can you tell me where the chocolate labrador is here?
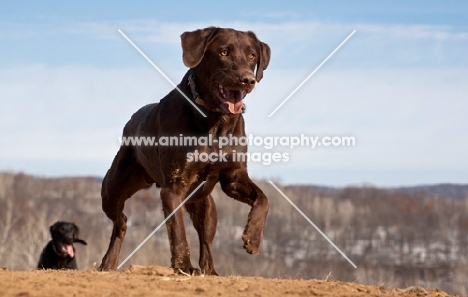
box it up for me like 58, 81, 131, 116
99, 27, 271, 275
37, 221, 87, 270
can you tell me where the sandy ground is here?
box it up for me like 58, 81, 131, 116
0, 266, 458, 297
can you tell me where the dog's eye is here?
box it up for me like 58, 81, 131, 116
219, 50, 229, 56
248, 53, 255, 59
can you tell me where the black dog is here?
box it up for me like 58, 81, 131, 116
37, 221, 87, 269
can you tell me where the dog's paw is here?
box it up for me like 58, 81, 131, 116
174, 267, 202, 276
207, 269, 219, 276
98, 259, 118, 271
242, 234, 260, 255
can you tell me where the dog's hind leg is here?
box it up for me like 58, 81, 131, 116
185, 194, 218, 275
99, 147, 152, 271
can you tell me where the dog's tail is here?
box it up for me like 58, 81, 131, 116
74, 239, 88, 245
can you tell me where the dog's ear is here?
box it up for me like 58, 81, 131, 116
181, 27, 218, 68
72, 223, 80, 238
49, 222, 59, 237
256, 41, 271, 82
72, 224, 87, 245
247, 31, 271, 82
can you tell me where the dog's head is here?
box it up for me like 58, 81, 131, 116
181, 27, 271, 114
49, 221, 87, 258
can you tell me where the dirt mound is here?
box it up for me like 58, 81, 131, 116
0, 266, 456, 297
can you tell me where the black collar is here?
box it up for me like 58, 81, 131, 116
187, 71, 246, 114
187, 71, 217, 111
187, 71, 200, 101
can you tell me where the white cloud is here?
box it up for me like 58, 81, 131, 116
0, 64, 173, 162
245, 66, 468, 179
5, 19, 467, 43
1, 62, 466, 185
1, 19, 467, 185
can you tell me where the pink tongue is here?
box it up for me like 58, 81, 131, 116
226, 100, 244, 114
64, 244, 74, 258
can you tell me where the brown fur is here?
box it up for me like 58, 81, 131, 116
99, 27, 271, 275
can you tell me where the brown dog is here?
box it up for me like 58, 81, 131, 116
99, 27, 271, 275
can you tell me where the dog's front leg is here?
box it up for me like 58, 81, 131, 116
219, 169, 269, 255
160, 187, 201, 275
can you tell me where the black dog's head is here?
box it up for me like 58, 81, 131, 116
49, 221, 87, 258
181, 27, 271, 114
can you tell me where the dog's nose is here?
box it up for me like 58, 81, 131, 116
240, 74, 256, 86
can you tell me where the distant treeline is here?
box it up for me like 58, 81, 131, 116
0, 172, 467, 295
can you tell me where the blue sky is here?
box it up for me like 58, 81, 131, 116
1, 1, 467, 186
